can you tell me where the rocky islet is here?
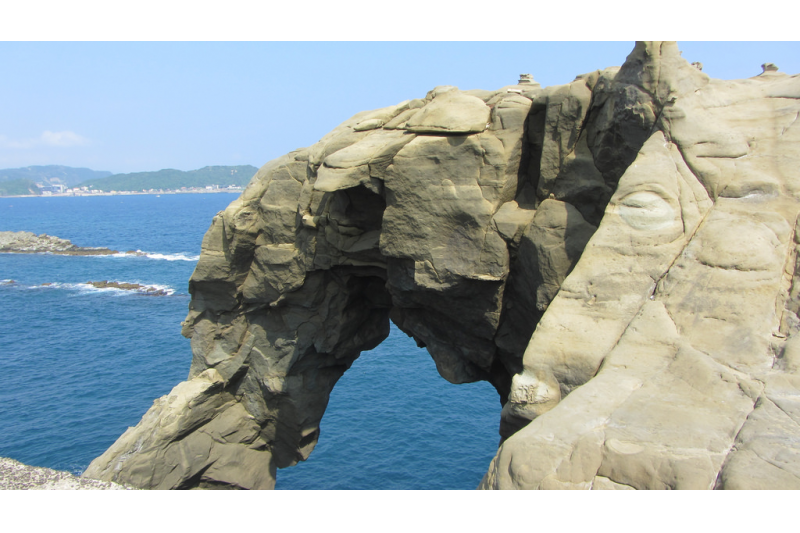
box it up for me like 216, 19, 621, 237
84, 280, 171, 296
79, 41, 800, 490
0, 231, 118, 255
0, 232, 173, 297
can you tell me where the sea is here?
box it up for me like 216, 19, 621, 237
0, 193, 501, 490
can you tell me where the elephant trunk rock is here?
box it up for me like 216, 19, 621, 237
87, 42, 800, 490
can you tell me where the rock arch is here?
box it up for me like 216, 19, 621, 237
85, 42, 800, 490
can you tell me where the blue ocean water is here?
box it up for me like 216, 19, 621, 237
0, 194, 500, 489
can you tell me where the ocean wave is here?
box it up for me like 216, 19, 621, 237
26, 281, 177, 296
102, 250, 200, 262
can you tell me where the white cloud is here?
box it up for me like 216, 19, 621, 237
0, 130, 90, 149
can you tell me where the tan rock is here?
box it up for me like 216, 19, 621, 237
405, 90, 491, 134
315, 130, 413, 192
89, 41, 800, 491
487, 41, 800, 491
84, 369, 276, 489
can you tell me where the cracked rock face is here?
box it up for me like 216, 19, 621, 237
86, 41, 800, 490
482, 42, 800, 490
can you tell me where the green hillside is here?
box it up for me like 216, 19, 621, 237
77, 165, 258, 192
0, 165, 112, 187
0, 179, 41, 196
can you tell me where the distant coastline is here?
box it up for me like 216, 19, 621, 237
3, 187, 243, 198
0, 164, 255, 197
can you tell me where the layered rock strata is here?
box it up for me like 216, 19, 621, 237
86, 42, 800, 490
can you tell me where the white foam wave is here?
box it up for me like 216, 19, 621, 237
149, 283, 175, 295
27, 282, 70, 290
26, 281, 176, 296
103, 250, 200, 262
139, 252, 200, 262
123, 283, 175, 296
27, 282, 94, 293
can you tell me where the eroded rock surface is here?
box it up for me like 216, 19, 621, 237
86, 42, 800, 490
481, 42, 800, 490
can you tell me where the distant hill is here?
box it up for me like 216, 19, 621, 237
0, 179, 41, 196
77, 165, 259, 192
0, 165, 112, 187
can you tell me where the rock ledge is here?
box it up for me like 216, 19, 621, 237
0, 457, 131, 490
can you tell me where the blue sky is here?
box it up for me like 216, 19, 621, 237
1, 41, 799, 174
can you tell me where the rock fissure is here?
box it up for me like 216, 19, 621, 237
781, 111, 800, 136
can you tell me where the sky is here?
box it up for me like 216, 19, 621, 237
2, 40, 799, 174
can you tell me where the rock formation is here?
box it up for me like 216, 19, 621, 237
85, 281, 171, 295
0, 231, 117, 255
85, 42, 800, 490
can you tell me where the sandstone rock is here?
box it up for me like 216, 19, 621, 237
404, 89, 491, 134
482, 41, 800, 490
84, 369, 276, 489
315, 129, 413, 192
89, 41, 800, 490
